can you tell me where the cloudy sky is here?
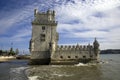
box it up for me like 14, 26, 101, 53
0, 0, 120, 53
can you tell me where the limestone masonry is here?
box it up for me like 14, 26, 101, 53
29, 9, 100, 65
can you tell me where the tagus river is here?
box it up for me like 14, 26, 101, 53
0, 54, 120, 80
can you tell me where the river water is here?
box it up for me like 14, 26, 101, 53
0, 54, 120, 80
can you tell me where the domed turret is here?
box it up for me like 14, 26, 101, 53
93, 38, 100, 60
34, 9, 38, 16
93, 38, 99, 49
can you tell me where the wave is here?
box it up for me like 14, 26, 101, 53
75, 62, 100, 66
28, 76, 39, 80
51, 63, 94, 67
52, 73, 73, 77
10, 67, 28, 80
75, 63, 89, 66
99, 60, 109, 64
10, 67, 28, 73
51, 65, 69, 67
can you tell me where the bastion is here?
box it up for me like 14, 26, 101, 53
29, 9, 100, 65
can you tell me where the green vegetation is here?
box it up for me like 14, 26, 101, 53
0, 48, 19, 56
9, 48, 15, 55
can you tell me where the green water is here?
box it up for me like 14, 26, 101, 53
0, 54, 120, 80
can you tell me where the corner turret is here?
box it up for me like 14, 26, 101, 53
93, 38, 100, 60
34, 9, 38, 16
93, 38, 99, 50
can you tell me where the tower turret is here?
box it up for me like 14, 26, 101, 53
93, 38, 100, 60
53, 10, 55, 16
93, 38, 99, 50
34, 9, 38, 16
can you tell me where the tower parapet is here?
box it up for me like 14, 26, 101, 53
32, 9, 57, 25
34, 9, 38, 16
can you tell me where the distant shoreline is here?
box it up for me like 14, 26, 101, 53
0, 56, 16, 62
100, 49, 120, 54
0, 55, 30, 63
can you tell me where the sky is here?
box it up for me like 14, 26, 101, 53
0, 0, 120, 53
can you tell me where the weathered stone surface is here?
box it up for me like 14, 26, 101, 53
29, 58, 50, 65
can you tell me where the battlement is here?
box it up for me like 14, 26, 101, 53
56, 44, 93, 51
32, 9, 57, 25
34, 9, 55, 16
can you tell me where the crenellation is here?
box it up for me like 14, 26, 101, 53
55, 44, 95, 56
76, 44, 80, 49
64, 45, 67, 48
87, 44, 90, 48
82, 45, 85, 50
55, 44, 93, 51
68, 45, 71, 49
90, 45, 92, 48
80, 45, 83, 50
76, 47, 79, 50
79, 45, 82, 50
34, 9, 38, 16
60, 45, 63, 49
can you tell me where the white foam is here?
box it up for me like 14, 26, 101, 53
75, 63, 88, 66
10, 67, 28, 74
100, 60, 109, 64
10, 67, 29, 80
28, 76, 39, 80
51, 65, 66, 67
52, 73, 73, 77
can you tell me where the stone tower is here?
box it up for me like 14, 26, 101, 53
29, 9, 58, 64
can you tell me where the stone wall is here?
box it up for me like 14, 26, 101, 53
31, 51, 50, 59
51, 45, 96, 60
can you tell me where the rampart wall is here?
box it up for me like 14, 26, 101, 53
52, 45, 96, 60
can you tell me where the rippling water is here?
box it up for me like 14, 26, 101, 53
0, 54, 120, 80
